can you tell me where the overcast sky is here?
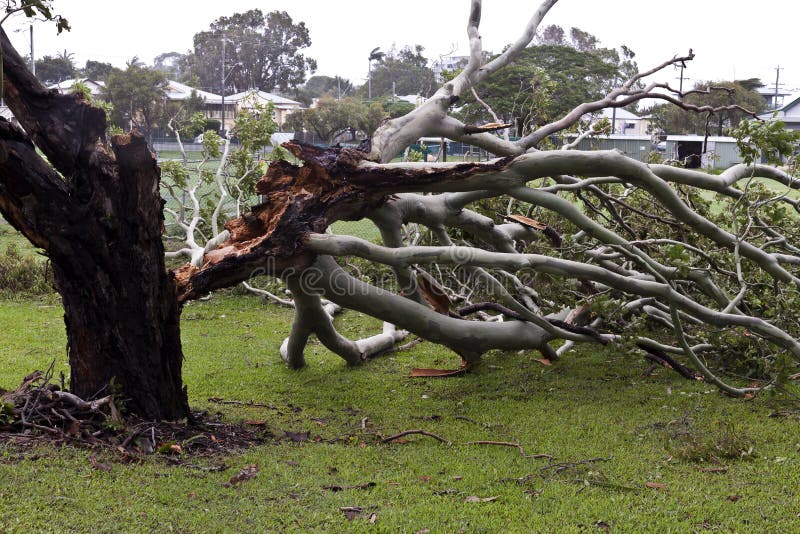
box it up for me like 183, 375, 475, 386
5, 0, 799, 97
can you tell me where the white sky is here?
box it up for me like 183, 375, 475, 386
5, 0, 800, 96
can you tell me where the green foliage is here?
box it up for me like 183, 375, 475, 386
731, 118, 800, 166
102, 64, 168, 134
33, 50, 75, 84
294, 75, 354, 106
459, 44, 620, 135
4, 1, 69, 33
0, 244, 52, 297
647, 81, 766, 136
186, 9, 317, 94
285, 96, 385, 143
362, 44, 436, 98
80, 60, 113, 81
668, 419, 755, 463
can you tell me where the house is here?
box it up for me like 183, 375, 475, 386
164, 80, 232, 128
49, 78, 105, 97
594, 107, 650, 136
226, 90, 302, 130
758, 91, 800, 130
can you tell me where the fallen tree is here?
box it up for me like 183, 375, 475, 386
2, 0, 799, 420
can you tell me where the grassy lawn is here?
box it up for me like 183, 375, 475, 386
2, 292, 800, 532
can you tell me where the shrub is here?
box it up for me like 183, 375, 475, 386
0, 244, 54, 297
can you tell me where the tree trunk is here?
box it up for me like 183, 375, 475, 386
0, 29, 188, 419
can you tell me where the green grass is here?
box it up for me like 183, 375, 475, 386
2, 293, 800, 532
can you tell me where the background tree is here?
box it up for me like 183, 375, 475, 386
102, 62, 168, 135
33, 49, 74, 84
646, 80, 766, 135
185, 9, 317, 95
457, 41, 621, 134
81, 59, 113, 81
284, 95, 384, 143
293, 75, 354, 106
361, 45, 437, 98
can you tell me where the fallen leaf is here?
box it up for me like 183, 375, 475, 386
89, 455, 112, 472
699, 467, 728, 474
465, 495, 499, 503
727, 495, 741, 502
414, 530, 431, 534
505, 214, 548, 230
187, 492, 197, 500
416, 274, 452, 315
244, 420, 267, 426
369, 513, 377, 524
418, 476, 432, 483
596, 520, 611, 531
452, 476, 463, 481
224, 464, 259, 487
339, 507, 363, 520
534, 358, 553, 366
66, 420, 81, 436
645, 482, 667, 490
169, 444, 183, 455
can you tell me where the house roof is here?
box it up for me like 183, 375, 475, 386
226, 89, 301, 108
48, 78, 105, 95
165, 80, 222, 104
598, 107, 641, 121
757, 91, 800, 122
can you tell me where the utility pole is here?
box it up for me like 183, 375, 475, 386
29, 24, 34, 75
221, 34, 226, 134
774, 65, 784, 108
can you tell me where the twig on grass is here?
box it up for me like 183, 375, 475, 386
380, 429, 451, 444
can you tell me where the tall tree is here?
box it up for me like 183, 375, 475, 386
81, 59, 113, 81
185, 9, 317, 95
363, 45, 437, 98
102, 63, 168, 135
0, 28, 188, 419
647, 80, 765, 135
294, 75, 354, 105
284, 96, 383, 143
33, 50, 75, 84
458, 43, 620, 134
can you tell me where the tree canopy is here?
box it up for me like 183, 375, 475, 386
361, 45, 437, 99
646, 80, 766, 135
33, 50, 75, 84
181, 9, 317, 95
102, 63, 168, 135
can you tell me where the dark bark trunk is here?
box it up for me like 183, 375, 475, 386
0, 29, 188, 419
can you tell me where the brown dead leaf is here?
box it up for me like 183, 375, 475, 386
187, 492, 197, 500
452, 476, 463, 481
505, 214, 548, 230
414, 530, 431, 534
416, 274, 451, 315
224, 464, 259, 487
89, 455, 112, 472
339, 507, 363, 521
700, 467, 729, 474
418, 475, 432, 483
727, 495, 741, 502
465, 495, 499, 503
169, 444, 183, 455
244, 420, 267, 426
369, 513, 377, 524
66, 420, 81, 436
645, 482, 667, 490
534, 358, 553, 366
